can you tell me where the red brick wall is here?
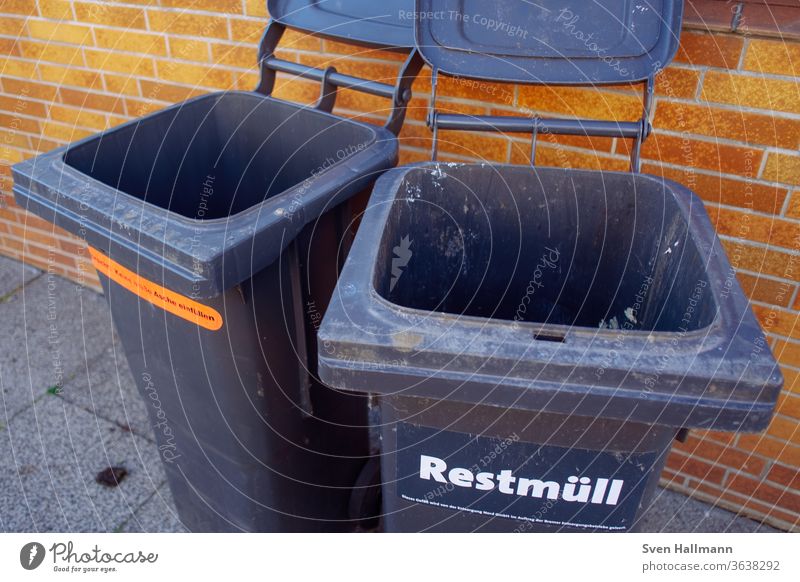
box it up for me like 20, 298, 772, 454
0, 1, 798, 530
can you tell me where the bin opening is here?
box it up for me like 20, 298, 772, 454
374, 164, 717, 334
63, 93, 375, 220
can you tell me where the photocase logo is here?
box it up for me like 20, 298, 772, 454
20, 542, 46, 570
390, 236, 413, 292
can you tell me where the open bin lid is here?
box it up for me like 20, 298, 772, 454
269, 0, 416, 48
415, 0, 683, 84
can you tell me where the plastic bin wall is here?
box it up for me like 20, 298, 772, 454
13, 92, 398, 531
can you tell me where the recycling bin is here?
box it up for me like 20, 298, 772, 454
318, 163, 783, 532
12, 91, 398, 532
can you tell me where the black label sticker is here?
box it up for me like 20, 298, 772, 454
396, 423, 658, 531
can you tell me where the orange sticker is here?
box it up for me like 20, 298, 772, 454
89, 248, 223, 331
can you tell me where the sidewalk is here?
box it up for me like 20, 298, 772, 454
0, 255, 778, 533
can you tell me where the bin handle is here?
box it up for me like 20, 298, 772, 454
427, 68, 655, 173
256, 20, 423, 135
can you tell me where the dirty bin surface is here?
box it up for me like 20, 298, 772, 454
319, 163, 782, 431
13, 91, 396, 298
12, 90, 399, 532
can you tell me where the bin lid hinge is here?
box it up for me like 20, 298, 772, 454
428, 70, 656, 173
256, 20, 423, 136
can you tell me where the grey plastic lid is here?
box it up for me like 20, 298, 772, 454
415, 0, 684, 84
268, 0, 415, 48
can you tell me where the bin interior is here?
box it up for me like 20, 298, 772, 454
63, 93, 375, 220
375, 164, 717, 334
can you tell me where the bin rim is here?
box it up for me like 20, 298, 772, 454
61, 91, 386, 226
364, 163, 722, 345
318, 162, 783, 431
328, 163, 740, 352
12, 90, 398, 297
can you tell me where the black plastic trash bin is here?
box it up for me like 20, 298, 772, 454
12, 1, 421, 532
318, 163, 782, 531
317, 1, 783, 532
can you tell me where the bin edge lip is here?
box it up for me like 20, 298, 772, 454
354, 163, 755, 348
12, 91, 399, 295
317, 353, 781, 432
318, 161, 781, 413
49, 90, 394, 227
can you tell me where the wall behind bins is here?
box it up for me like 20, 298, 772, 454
0, 1, 798, 531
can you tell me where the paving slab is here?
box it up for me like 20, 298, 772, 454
0, 254, 40, 298
56, 344, 153, 442
0, 255, 788, 533
0, 274, 116, 420
119, 484, 186, 533
638, 487, 778, 533
0, 396, 168, 532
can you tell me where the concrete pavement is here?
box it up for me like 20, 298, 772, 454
0, 255, 778, 533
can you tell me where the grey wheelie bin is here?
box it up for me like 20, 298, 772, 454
317, 1, 783, 532
12, 0, 422, 532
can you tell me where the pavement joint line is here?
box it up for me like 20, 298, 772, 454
61, 393, 157, 444
113, 479, 171, 533
2, 365, 88, 429
54, 343, 158, 444
1, 273, 105, 428
0, 271, 44, 304
31, 400, 163, 533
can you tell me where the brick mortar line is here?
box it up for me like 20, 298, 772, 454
287, 43, 800, 83
73, 1, 249, 17
686, 469, 800, 507
750, 296, 800, 313
665, 480, 799, 531
4, 66, 797, 127
0, 231, 85, 257
430, 87, 800, 122
0, 230, 87, 251
659, 472, 688, 488
734, 267, 800, 287
647, 128, 800, 156
13, 260, 97, 283
769, 360, 800, 374
3, 120, 114, 136
698, 62, 800, 83
770, 412, 800, 426
737, 36, 751, 71
757, 147, 771, 180
779, 184, 795, 217
396, 132, 800, 191
684, 22, 800, 46
652, 95, 800, 121
788, 283, 800, 309
487, 92, 800, 122
6, 29, 262, 52
703, 199, 800, 224
11, 14, 800, 64
637, 157, 799, 190
429, 134, 631, 161
35, 5, 252, 25
14, 99, 752, 174
733, 433, 800, 457
3, 27, 796, 278
0, 70, 248, 98
0, 76, 136, 101
669, 448, 783, 481
718, 232, 800, 257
